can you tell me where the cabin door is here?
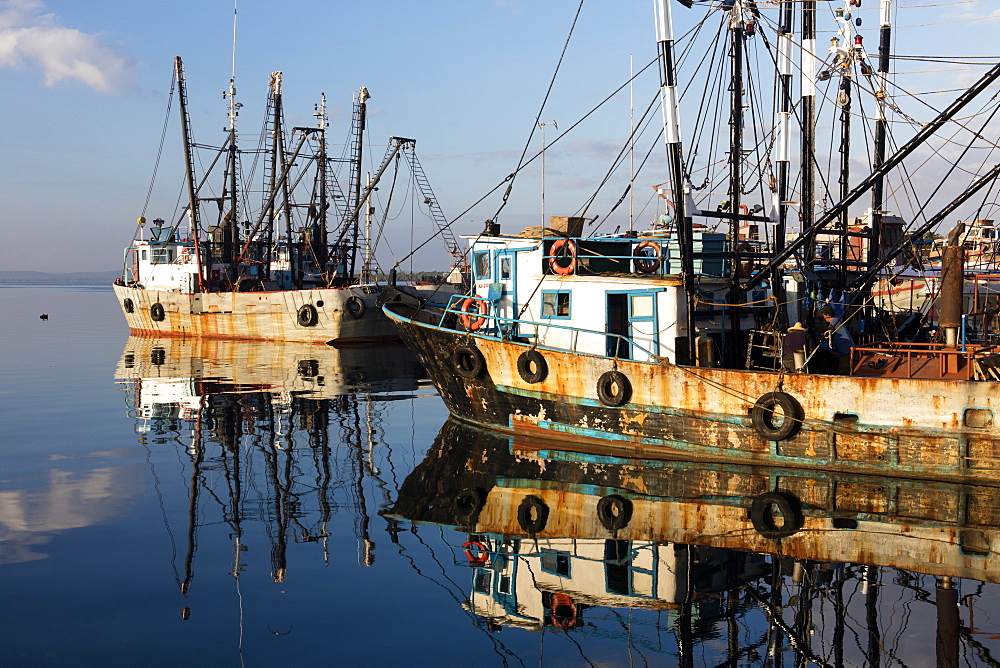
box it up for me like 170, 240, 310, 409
606, 290, 659, 361
493, 249, 517, 336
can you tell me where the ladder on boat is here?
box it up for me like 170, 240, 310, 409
399, 142, 464, 268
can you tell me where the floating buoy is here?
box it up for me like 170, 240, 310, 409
39, 313, 48, 320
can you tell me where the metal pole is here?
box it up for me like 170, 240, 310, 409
539, 121, 557, 226
654, 0, 695, 363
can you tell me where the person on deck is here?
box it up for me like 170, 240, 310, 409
819, 304, 855, 374
783, 322, 811, 371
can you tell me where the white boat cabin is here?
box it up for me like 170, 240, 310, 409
463, 230, 765, 365
123, 220, 202, 293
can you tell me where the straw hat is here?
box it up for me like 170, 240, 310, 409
788, 322, 808, 332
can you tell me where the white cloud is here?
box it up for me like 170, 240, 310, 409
0, 0, 137, 94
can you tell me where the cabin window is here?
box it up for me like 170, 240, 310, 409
141, 250, 147, 260
631, 294, 654, 318
151, 248, 174, 264
473, 251, 491, 280
500, 256, 512, 280
541, 291, 571, 319
473, 571, 491, 593
540, 550, 571, 577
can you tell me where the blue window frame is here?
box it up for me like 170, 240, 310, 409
541, 290, 571, 319
473, 251, 491, 280
540, 549, 571, 577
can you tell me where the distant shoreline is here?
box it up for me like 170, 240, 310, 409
0, 271, 119, 285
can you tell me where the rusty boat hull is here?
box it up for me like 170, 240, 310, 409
391, 419, 1000, 585
115, 283, 455, 345
385, 302, 1000, 483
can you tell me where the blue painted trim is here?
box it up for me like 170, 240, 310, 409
540, 289, 572, 319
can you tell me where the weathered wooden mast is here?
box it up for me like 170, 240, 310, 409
175, 56, 204, 292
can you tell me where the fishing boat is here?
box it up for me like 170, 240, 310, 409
383, 0, 1000, 481
388, 420, 991, 662
114, 58, 461, 345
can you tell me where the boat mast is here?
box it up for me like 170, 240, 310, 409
222, 74, 242, 281
771, 0, 794, 326
800, 0, 817, 282
347, 88, 370, 282
314, 93, 330, 281
868, 0, 893, 270
361, 172, 375, 283
726, 2, 747, 365
175, 56, 205, 292
268, 73, 295, 287
833, 3, 856, 288
654, 0, 694, 363
741, 58, 1000, 292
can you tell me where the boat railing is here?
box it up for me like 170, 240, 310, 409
441, 294, 662, 361
849, 341, 1000, 380
532, 238, 751, 279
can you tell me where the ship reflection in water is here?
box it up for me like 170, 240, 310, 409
113, 336, 1000, 663
115, 336, 428, 592
389, 419, 1000, 665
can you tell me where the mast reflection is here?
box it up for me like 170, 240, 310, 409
389, 419, 1000, 665
116, 336, 427, 601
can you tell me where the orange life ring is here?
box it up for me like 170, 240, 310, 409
633, 239, 662, 273
462, 540, 489, 567
460, 297, 487, 330
549, 239, 576, 275
549, 593, 578, 628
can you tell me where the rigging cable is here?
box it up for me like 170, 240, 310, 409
490, 0, 587, 223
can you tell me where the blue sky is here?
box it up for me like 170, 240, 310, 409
1, 0, 997, 272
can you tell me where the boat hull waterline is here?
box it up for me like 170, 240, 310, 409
115, 283, 450, 345
386, 303, 1000, 483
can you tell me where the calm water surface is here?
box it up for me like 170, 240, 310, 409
3, 285, 1000, 666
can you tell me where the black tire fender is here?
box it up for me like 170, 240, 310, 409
750, 392, 804, 441
345, 295, 366, 319
454, 488, 485, 522
597, 495, 633, 532
596, 370, 631, 407
150, 302, 165, 322
453, 345, 485, 379
297, 304, 318, 327
750, 491, 804, 539
517, 349, 548, 384
123, 298, 134, 314
517, 495, 549, 534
